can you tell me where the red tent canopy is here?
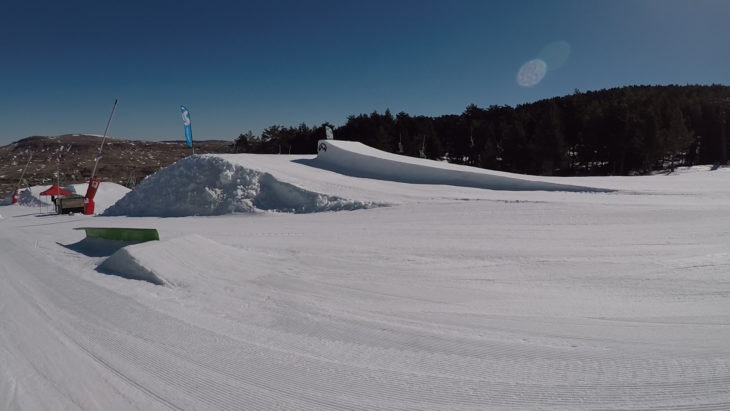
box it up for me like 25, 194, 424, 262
39, 184, 72, 196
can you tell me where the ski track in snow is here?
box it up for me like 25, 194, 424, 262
2, 141, 730, 409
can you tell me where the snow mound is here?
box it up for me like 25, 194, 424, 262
17, 189, 48, 207
307, 140, 609, 192
97, 234, 261, 287
103, 156, 378, 217
97, 245, 167, 285
0, 188, 50, 207
69, 182, 131, 214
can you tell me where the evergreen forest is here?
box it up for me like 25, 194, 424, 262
234, 85, 730, 176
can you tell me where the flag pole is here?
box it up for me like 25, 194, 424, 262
84, 99, 117, 215
12, 153, 32, 204
90, 99, 118, 181
16, 153, 32, 188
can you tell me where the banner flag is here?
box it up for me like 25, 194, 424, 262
180, 106, 193, 147
325, 125, 333, 140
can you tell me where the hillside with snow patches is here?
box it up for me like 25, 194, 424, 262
0, 134, 234, 198
2, 140, 730, 410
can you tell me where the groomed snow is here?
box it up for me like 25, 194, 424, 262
2, 142, 730, 410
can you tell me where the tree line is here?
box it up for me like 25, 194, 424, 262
234, 84, 730, 176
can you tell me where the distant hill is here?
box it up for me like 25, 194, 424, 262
0, 134, 233, 197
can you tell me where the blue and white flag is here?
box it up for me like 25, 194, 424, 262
180, 105, 193, 147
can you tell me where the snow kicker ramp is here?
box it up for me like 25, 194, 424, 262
98, 234, 263, 286
307, 140, 607, 192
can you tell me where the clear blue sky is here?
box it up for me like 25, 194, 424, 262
1, 0, 729, 145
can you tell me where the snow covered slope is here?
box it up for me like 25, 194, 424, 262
2, 149, 730, 409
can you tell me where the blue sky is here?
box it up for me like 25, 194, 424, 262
1, 0, 729, 145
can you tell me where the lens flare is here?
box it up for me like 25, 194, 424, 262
539, 41, 571, 71
516, 59, 547, 87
